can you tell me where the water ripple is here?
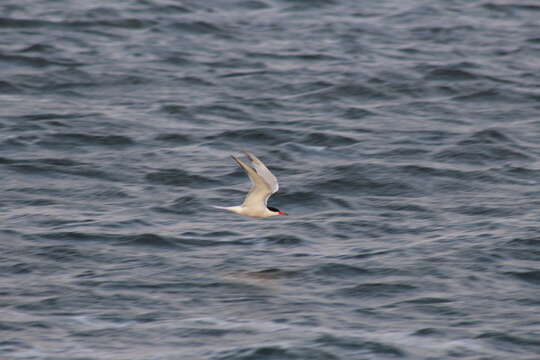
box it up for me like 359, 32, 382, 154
2, 0, 540, 359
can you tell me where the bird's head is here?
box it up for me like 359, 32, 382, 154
267, 206, 288, 216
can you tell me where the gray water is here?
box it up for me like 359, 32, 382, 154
1, 0, 540, 359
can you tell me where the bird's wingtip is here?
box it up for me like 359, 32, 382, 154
243, 151, 259, 164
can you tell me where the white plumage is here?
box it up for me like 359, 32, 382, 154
213, 152, 287, 219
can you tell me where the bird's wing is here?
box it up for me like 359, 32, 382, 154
244, 152, 279, 194
231, 155, 273, 207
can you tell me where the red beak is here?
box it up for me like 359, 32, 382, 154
278, 211, 288, 216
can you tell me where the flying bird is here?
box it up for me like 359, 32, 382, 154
213, 152, 288, 218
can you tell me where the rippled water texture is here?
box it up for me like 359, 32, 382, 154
1, 0, 540, 359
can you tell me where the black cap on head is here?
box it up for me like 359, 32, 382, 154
267, 206, 281, 213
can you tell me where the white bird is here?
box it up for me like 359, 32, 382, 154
213, 152, 288, 219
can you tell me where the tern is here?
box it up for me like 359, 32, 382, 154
213, 152, 288, 219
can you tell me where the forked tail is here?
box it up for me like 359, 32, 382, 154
211, 205, 230, 210
211, 205, 243, 215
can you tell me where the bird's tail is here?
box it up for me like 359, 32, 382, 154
210, 205, 234, 211
211, 205, 242, 215
211, 205, 230, 210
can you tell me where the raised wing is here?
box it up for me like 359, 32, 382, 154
244, 152, 279, 194
231, 155, 273, 207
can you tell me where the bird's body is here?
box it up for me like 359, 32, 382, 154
213, 152, 287, 219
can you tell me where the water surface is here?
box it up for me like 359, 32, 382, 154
1, 0, 540, 359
